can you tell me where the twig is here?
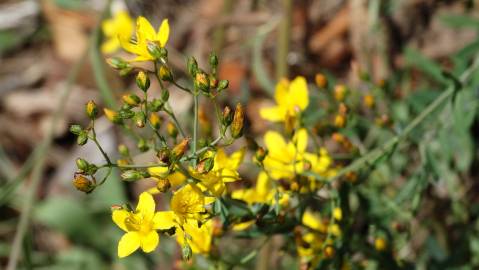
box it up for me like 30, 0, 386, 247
275, 0, 292, 80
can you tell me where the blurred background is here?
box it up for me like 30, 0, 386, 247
1, 0, 479, 269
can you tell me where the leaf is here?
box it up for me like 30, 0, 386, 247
404, 48, 447, 84
440, 14, 479, 29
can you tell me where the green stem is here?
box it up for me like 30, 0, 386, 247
275, 0, 292, 80
192, 91, 199, 166
91, 124, 112, 165
323, 55, 479, 182
165, 103, 186, 138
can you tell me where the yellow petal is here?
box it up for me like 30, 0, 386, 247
140, 231, 159, 253
118, 33, 141, 55
232, 220, 255, 231
102, 19, 116, 37
259, 106, 285, 122
112, 209, 129, 232
118, 232, 141, 258
153, 211, 177, 230
136, 16, 156, 43
264, 131, 287, 156
228, 148, 245, 170
101, 38, 120, 54
148, 166, 169, 177
289, 76, 309, 110
291, 128, 308, 154
213, 148, 228, 170
136, 192, 155, 221
204, 196, 216, 205
255, 172, 272, 197
168, 171, 186, 187
274, 78, 290, 106
157, 19, 169, 47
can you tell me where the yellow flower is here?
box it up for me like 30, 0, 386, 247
147, 166, 186, 193
176, 219, 213, 254
232, 172, 289, 206
101, 10, 134, 54
112, 192, 166, 258
302, 210, 328, 234
263, 129, 308, 180
260, 76, 309, 122
119, 16, 170, 61
193, 148, 245, 196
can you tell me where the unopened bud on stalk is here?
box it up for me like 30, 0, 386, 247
222, 106, 233, 127
172, 138, 190, 159
136, 71, 150, 92
363, 94, 375, 108
209, 75, 218, 89
104, 108, 122, 124
147, 41, 163, 59
161, 89, 170, 102
76, 158, 89, 172
159, 65, 173, 82
149, 99, 164, 112
157, 148, 170, 164
70, 124, 82, 135
121, 170, 150, 181
197, 157, 214, 174
334, 114, 346, 128
167, 122, 178, 138
85, 100, 98, 119
156, 178, 171, 193
149, 113, 161, 129
324, 245, 335, 258
122, 94, 141, 107
217, 80, 229, 91
117, 158, 129, 167
187, 56, 198, 77
118, 144, 129, 157
209, 52, 218, 70
374, 237, 387, 251
255, 147, 267, 162
315, 73, 328, 88
106, 57, 130, 70
334, 84, 347, 102
73, 174, 95, 193
231, 103, 244, 139
195, 70, 210, 93
137, 138, 149, 152
134, 111, 146, 128
77, 131, 88, 146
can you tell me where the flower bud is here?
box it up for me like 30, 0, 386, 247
333, 207, 342, 221
122, 94, 141, 107
76, 158, 89, 172
222, 106, 233, 127
136, 71, 150, 92
149, 113, 161, 129
209, 75, 218, 89
195, 70, 210, 93
334, 114, 346, 128
149, 99, 164, 112
374, 237, 387, 251
137, 138, 149, 152
182, 243, 192, 261
338, 103, 348, 115
345, 171, 358, 183
315, 73, 328, 88
255, 147, 267, 162
167, 122, 178, 138
121, 170, 149, 181
77, 131, 88, 146
85, 100, 98, 119
324, 245, 335, 258
106, 57, 130, 70
159, 65, 173, 82
334, 84, 347, 102
134, 111, 146, 128
157, 148, 170, 164
197, 157, 214, 174
156, 178, 171, 193
363, 94, 375, 108
69, 124, 82, 135
172, 138, 190, 159
217, 79, 229, 91
231, 103, 244, 139
187, 56, 198, 77
118, 144, 130, 157
73, 174, 94, 193
117, 159, 129, 167
104, 108, 122, 124
209, 52, 218, 69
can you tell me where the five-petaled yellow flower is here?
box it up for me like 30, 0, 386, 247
260, 76, 309, 122
232, 172, 289, 206
119, 16, 170, 61
101, 10, 134, 54
112, 192, 165, 258
176, 219, 213, 254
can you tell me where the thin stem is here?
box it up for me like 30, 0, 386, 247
321, 55, 479, 182
171, 81, 191, 93
192, 91, 199, 166
91, 124, 112, 165
275, 0, 292, 80
165, 103, 186, 138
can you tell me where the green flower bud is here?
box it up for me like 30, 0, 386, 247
149, 113, 161, 129
255, 147, 267, 162
182, 244, 192, 261
70, 124, 82, 135
136, 71, 150, 92
121, 170, 150, 181
159, 65, 173, 82
137, 138, 149, 152
76, 158, 89, 172
122, 94, 141, 107
149, 99, 164, 112
187, 56, 198, 77
134, 111, 146, 128
77, 131, 88, 146
161, 89, 170, 102
217, 79, 229, 91
209, 52, 218, 69
197, 157, 214, 174
167, 122, 178, 138
147, 41, 162, 60
85, 100, 98, 119
195, 70, 210, 94
222, 106, 233, 127
118, 144, 129, 157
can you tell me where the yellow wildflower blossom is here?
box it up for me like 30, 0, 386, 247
176, 219, 213, 254
119, 16, 170, 61
231, 172, 289, 206
193, 148, 245, 196
260, 76, 309, 122
101, 10, 134, 54
112, 192, 165, 258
